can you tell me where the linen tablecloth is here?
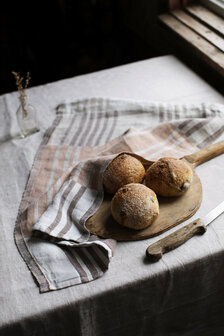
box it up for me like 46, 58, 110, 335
1, 56, 224, 335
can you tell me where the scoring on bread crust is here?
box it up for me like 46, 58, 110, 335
103, 154, 145, 194
111, 183, 159, 230
145, 157, 193, 197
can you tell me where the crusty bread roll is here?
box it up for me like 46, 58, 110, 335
111, 183, 159, 230
145, 157, 193, 197
103, 154, 145, 194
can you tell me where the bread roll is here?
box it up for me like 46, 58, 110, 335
103, 154, 145, 194
111, 183, 159, 230
145, 157, 193, 197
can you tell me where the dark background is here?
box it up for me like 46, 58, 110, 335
0, 0, 168, 95
1, 0, 222, 95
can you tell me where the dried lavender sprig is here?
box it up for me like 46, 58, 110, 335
12, 71, 31, 117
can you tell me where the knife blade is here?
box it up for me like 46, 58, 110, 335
146, 200, 224, 262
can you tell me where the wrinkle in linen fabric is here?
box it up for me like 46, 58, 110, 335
14, 98, 224, 292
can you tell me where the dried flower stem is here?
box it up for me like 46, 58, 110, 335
12, 71, 31, 117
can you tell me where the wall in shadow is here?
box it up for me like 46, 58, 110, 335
0, 0, 166, 95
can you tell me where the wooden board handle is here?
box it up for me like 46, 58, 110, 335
146, 218, 206, 262
183, 140, 224, 167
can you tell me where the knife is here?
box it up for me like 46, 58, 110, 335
146, 200, 224, 262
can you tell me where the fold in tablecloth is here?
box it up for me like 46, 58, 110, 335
14, 98, 224, 292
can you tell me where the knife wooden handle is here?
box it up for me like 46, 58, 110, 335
183, 140, 224, 168
146, 218, 207, 262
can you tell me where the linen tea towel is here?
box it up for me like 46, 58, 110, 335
14, 97, 224, 292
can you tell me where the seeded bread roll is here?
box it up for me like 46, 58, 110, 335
145, 157, 193, 197
103, 154, 145, 194
111, 183, 159, 230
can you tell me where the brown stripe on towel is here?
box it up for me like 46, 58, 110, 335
75, 247, 100, 278
79, 193, 103, 229
69, 112, 87, 146
159, 104, 165, 122
60, 113, 78, 145
88, 245, 108, 270
85, 112, 103, 146
62, 247, 89, 282
143, 120, 207, 159
105, 109, 119, 143
77, 112, 96, 146
174, 105, 181, 120
57, 185, 86, 237
45, 180, 76, 234
85, 98, 104, 145
178, 119, 192, 130
90, 242, 111, 261
50, 146, 69, 186
198, 124, 224, 149
73, 111, 91, 146
93, 111, 110, 146
72, 112, 91, 146
166, 106, 173, 121
184, 120, 211, 137
42, 114, 64, 146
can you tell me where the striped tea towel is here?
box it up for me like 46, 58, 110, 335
14, 97, 224, 292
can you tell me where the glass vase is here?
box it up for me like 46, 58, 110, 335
16, 101, 39, 138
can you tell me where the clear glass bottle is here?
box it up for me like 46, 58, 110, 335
16, 99, 39, 138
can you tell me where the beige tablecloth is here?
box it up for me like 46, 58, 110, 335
1, 56, 224, 335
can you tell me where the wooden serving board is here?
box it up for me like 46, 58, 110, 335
86, 170, 202, 241
86, 140, 224, 241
